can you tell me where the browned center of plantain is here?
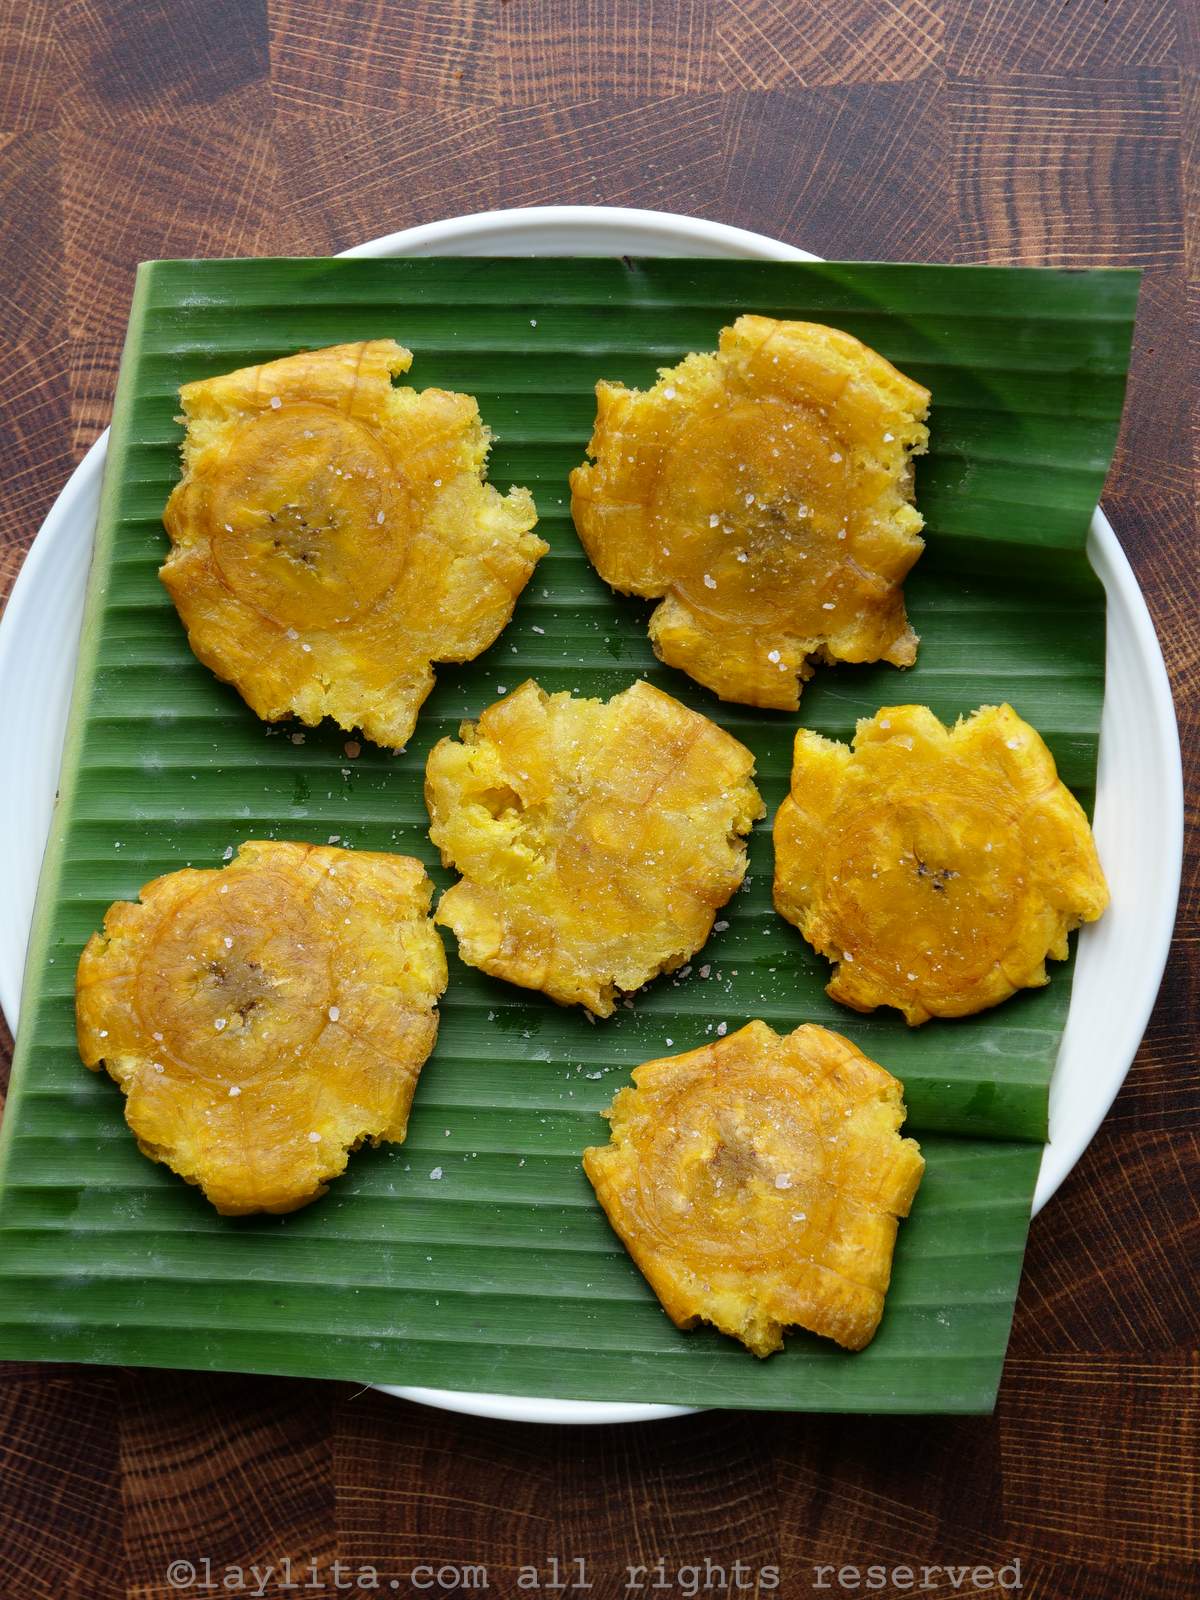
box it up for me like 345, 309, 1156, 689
823, 793, 1026, 993
660, 399, 857, 623
208, 406, 406, 631
705, 1133, 765, 1192
193, 953, 270, 1029
639, 1089, 824, 1270
138, 866, 331, 1078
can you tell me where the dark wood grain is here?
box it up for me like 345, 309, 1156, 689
717, 84, 956, 259
945, 0, 1179, 73
275, 106, 499, 251
718, 0, 942, 88
949, 69, 1183, 267
0, 1, 1196, 1594
54, 0, 269, 127
496, 1, 717, 102
270, 0, 494, 114
118, 1373, 335, 1600
0, 1368, 125, 1599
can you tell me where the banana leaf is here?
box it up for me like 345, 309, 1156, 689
0, 258, 1136, 1410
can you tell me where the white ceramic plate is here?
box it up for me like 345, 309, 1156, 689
0, 206, 1182, 1426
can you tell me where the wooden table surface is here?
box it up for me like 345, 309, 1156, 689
1, 3, 1197, 1596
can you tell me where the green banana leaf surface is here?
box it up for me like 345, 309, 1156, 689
0, 258, 1137, 1410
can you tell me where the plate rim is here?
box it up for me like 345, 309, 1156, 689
0, 204, 1182, 1425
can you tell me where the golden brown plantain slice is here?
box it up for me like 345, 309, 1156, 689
162, 339, 546, 750
774, 704, 1110, 1025
584, 1021, 924, 1355
75, 841, 448, 1215
570, 316, 929, 710
425, 678, 765, 1016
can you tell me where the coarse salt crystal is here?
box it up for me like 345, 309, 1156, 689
223, 935, 233, 949
376, 510, 385, 524
222, 845, 234, 860
308, 1131, 321, 1142
328, 1005, 340, 1022
822, 601, 835, 610
714, 920, 729, 932
664, 386, 676, 399
228, 1085, 241, 1097
214, 1018, 227, 1031
269, 396, 282, 409
830, 452, 842, 463
429, 1166, 443, 1180
775, 1173, 792, 1190
716, 1021, 728, 1036
703, 573, 717, 589
767, 649, 781, 664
